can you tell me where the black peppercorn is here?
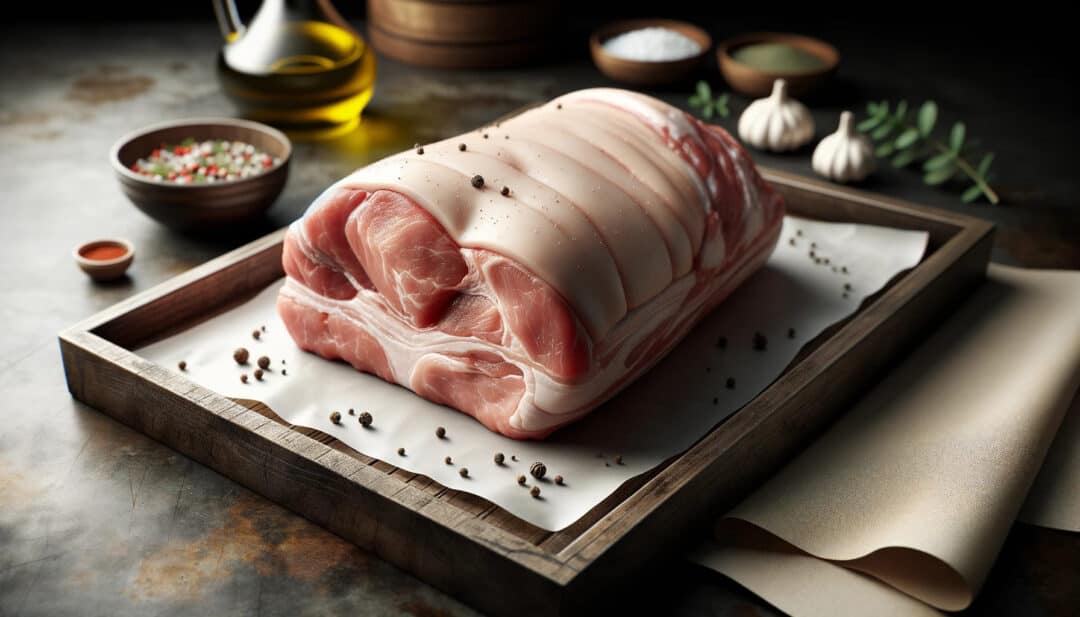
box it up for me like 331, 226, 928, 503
330, 411, 341, 424
233, 348, 249, 365
530, 461, 546, 479
517, 475, 527, 485
501, 186, 510, 196
458, 143, 466, 151
397, 447, 405, 456
471, 175, 484, 189
482, 133, 489, 139
530, 486, 541, 498
359, 411, 373, 427
178, 360, 187, 371
435, 426, 446, 439
726, 377, 736, 389
554, 475, 564, 486
614, 455, 623, 465
556, 103, 562, 109
788, 238, 796, 246
511, 455, 518, 462
753, 331, 768, 351
796, 229, 803, 237
445, 456, 452, 465
459, 467, 469, 478
252, 329, 260, 340
712, 397, 718, 405
348, 408, 355, 415
844, 283, 853, 291
841, 266, 849, 274
788, 327, 796, 339
416, 146, 424, 155
716, 336, 727, 349
281, 369, 288, 376
494, 452, 505, 465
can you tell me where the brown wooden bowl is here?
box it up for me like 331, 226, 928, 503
111, 118, 291, 231
73, 238, 135, 282
590, 19, 711, 87
717, 32, 839, 97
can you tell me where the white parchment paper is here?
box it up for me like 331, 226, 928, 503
138, 216, 927, 530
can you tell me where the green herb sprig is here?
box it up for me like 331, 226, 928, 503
688, 81, 731, 120
859, 100, 999, 204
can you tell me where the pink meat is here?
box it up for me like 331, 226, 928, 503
278, 89, 783, 439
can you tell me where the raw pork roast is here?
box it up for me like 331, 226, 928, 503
279, 88, 784, 439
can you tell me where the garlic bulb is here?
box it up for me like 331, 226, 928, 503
812, 111, 876, 183
737, 79, 814, 152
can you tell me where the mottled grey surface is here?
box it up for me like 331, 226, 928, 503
0, 20, 1077, 617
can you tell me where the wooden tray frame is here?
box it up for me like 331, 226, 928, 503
59, 169, 993, 616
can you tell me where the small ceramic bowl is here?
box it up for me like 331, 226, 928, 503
590, 19, 712, 87
717, 32, 839, 97
111, 118, 291, 232
74, 239, 135, 282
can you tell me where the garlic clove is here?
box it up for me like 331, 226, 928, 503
737, 79, 815, 152
812, 111, 876, 183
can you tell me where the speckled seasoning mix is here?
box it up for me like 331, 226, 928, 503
129, 138, 280, 184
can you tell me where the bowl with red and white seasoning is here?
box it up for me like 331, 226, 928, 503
111, 118, 291, 231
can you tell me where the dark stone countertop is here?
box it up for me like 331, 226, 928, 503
0, 19, 1077, 617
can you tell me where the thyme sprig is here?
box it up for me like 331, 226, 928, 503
859, 100, 999, 204
688, 81, 731, 120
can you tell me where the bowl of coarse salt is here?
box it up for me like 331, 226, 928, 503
590, 19, 712, 87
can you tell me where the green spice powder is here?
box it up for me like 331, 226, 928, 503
731, 42, 827, 73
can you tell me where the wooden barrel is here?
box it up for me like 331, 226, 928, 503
366, 0, 562, 69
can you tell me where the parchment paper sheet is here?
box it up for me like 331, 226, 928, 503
137, 216, 927, 531
691, 264, 1080, 615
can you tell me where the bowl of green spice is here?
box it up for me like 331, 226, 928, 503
111, 118, 291, 231
718, 32, 838, 97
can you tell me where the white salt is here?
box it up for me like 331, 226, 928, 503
602, 27, 703, 62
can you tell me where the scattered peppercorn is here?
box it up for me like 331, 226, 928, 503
254, 368, 264, 381
281, 359, 286, 364
556, 103, 563, 109
530, 461, 546, 479
788, 238, 796, 246
261, 325, 266, 332
809, 250, 816, 258
330, 411, 341, 424
753, 331, 768, 351
459, 467, 469, 478
554, 475, 564, 486
716, 336, 727, 349
712, 397, 718, 405
252, 329, 261, 340
824, 258, 830, 265
471, 174, 484, 188
348, 408, 355, 415
257, 356, 270, 370
494, 452, 505, 465
501, 186, 510, 196
504, 134, 509, 140
416, 146, 424, 155
435, 426, 446, 439
482, 133, 489, 139
233, 348, 249, 364
240, 373, 249, 383
282, 369, 288, 376
841, 266, 849, 274
178, 360, 187, 371
810, 242, 817, 249
614, 455, 623, 465
511, 455, 518, 462
796, 229, 803, 237
458, 143, 466, 151
788, 327, 796, 339
517, 475, 527, 485
843, 292, 850, 299
359, 411, 373, 427
445, 456, 452, 465
844, 283, 853, 291
530, 486, 541, 498
726, 377, 736, 389
397, 447, 406, 456
705, 366, 711, 373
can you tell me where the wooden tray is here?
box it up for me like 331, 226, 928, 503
59, 169, 993, 616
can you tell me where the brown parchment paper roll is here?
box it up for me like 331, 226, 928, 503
691, 264, 1080, 615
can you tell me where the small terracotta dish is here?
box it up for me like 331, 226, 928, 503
590, 19, 712, 87
111, 118, 291, 231
74, 239, 135, 282
717, 32, 839, 97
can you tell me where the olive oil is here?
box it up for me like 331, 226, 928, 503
215, 4, 375, 140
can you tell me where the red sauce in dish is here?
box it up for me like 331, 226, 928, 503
83, 245, 128, 261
